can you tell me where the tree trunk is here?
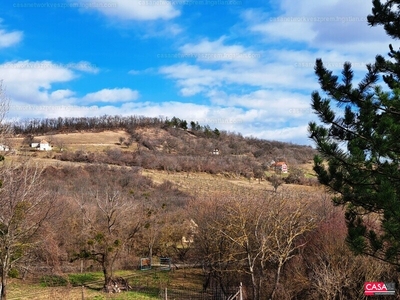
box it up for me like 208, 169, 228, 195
1, 249, 10, 300
1, 267, 7, 300
270, 262, 283, 300
102, 257, 112, 293
149, 245, 153, 268
246, 253, 258, 300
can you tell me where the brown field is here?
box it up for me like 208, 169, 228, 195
8, 283, 98, 300
142, 169, 321, 199
10, 130, 134, 153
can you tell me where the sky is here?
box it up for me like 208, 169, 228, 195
0, 0, 393, 145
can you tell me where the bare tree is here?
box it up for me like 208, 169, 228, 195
72, 169, 142, 292
0, 81, 55, 300
268, 174, 284, 193
259, 193, 315, 300
51, 137, 65, 152
123, 137, 133, 148
0, 82, 11, 151
0, 160, 53, 300
191, 190, 316, 300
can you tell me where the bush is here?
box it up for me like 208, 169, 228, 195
68, 273, 99, 286
267, 174, 284, 192
40, 274, 69, 287
8, 268, 19, 278
284, 168, 305, 185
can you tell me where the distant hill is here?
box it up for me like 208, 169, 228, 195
9, 115, 317, 181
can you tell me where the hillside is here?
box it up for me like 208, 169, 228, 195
8, 115, 318, 183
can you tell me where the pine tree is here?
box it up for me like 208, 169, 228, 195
309, 0, 400, 266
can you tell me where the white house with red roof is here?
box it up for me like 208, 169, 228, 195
273, 161, 288, 173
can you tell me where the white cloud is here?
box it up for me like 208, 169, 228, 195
166, 23, 183, 35
75, 0, 180, 21
207, 89, 309, 112
248, 0, 391, 51
159, 60, 318, 98
128, 69, 140, 75
82, 88, 140, 103
0, 60, 76, 104
67, 61, 99, 74
248, 125, 311, 145
0, 28, 23, 48
50, 89, 76, 100
180, 37, 260, 64
159, 63, 223, 96
0, 60, 102, 108
252, 19, 316, 43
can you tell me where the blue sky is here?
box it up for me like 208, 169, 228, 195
0, 0, 392, 145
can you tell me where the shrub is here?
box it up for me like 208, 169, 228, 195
284, 168, 305, 184
8, 268, 19, 278
68, 273, 98, 286
40, 274, 69, 287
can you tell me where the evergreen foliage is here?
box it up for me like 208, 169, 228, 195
309, 0, 400, 266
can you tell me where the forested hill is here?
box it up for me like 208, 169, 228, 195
12, 115, 317, 179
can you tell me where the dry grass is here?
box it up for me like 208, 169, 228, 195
142, 169, 322, 198
8, 281, 99, 300
7, 268, 204, 300
36, 130, 129, 144
10, 130, 134, 153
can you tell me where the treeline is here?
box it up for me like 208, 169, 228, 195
11, 115, 165, 135
11, 115, 220, 137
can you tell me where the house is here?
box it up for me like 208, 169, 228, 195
181, 219, 198, 246
31, 140, 52, 151
273, 161, 288, 173
0, 144, 9, 151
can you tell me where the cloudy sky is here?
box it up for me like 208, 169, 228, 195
0, 0, 393, 145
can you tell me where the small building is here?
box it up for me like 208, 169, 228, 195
31, 140, 52, 151
0, 144, 9, 151
182, 219, 198, 246
273, 161, 288, 173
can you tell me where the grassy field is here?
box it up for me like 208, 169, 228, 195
8, 268, 204, 300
